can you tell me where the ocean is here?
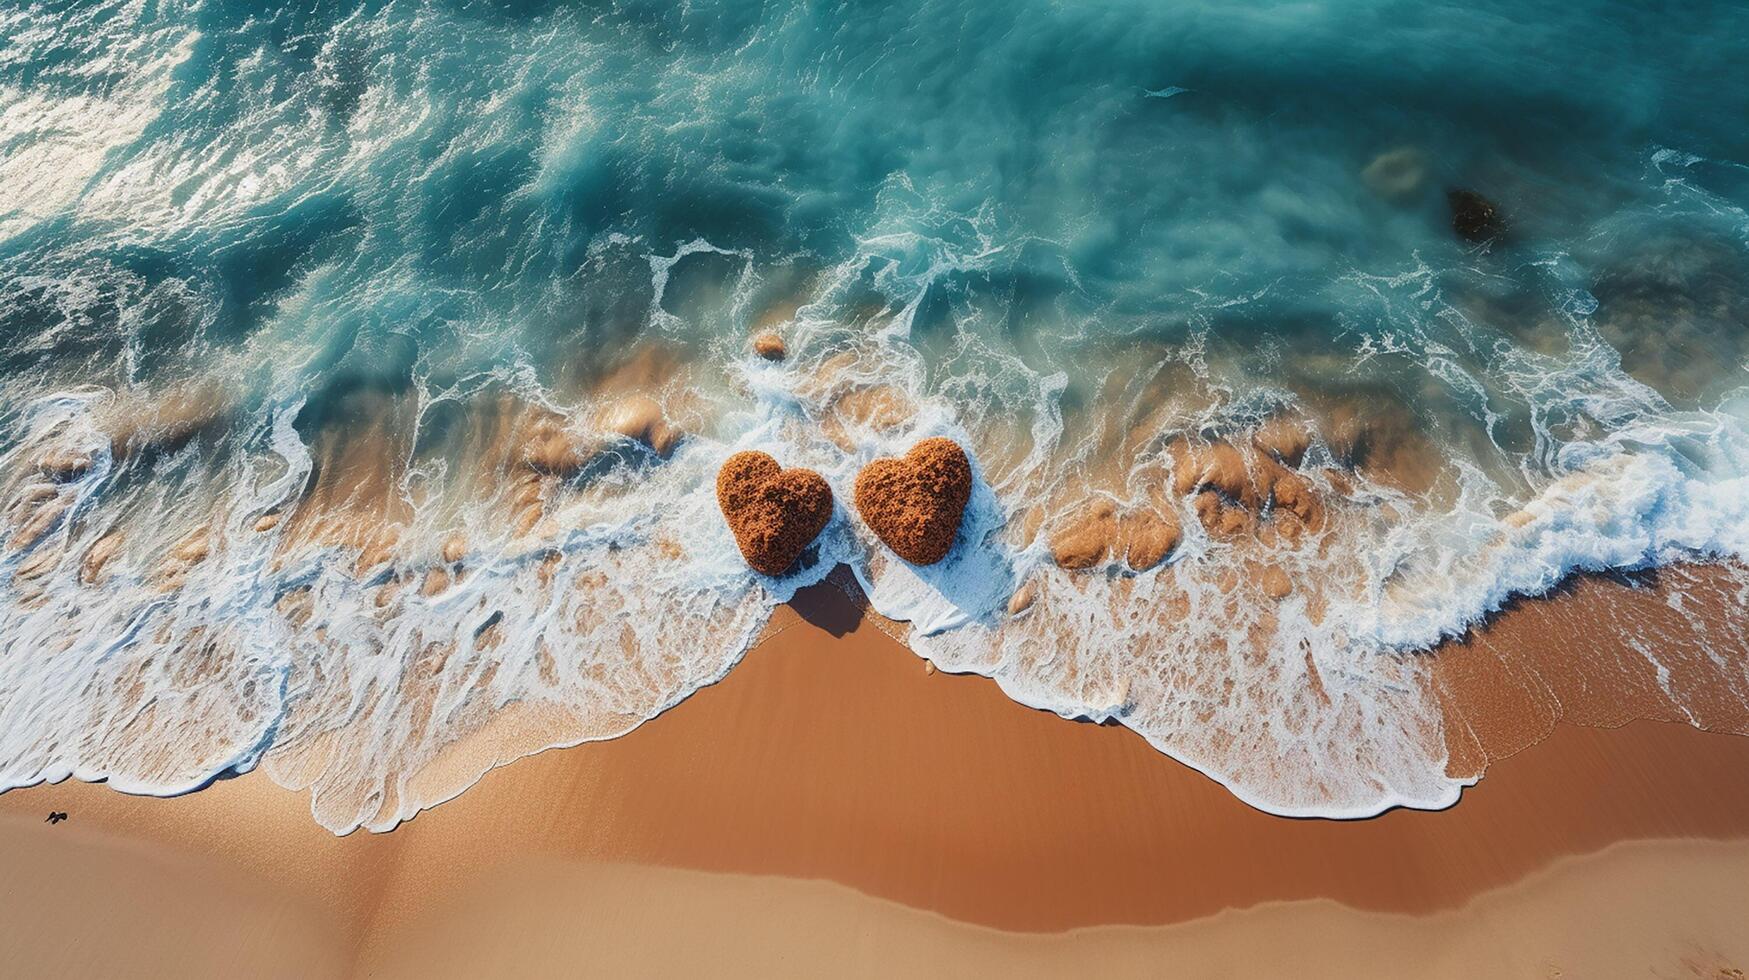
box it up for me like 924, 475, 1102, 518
2, 0, 1747, 832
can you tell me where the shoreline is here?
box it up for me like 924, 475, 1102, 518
3, 575, 1748, 950
374, 557, 1749, 844
7, 336, 1744, 833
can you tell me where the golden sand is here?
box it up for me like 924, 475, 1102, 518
2, 577, 1748, 976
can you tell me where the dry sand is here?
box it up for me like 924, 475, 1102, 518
2, 578, 1748, 977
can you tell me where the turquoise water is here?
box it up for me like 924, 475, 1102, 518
2, 0, 1747, 831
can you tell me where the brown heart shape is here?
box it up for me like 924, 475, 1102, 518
853, 437, 973, 566
716, 451, 834, 577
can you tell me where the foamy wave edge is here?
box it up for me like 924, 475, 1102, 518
2, 377, 1746, 833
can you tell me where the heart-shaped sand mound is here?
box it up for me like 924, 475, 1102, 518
853, 437, 973, 565
717, 451, 834, 576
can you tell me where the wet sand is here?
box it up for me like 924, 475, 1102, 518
1435, 562, 1749, 774
3, 577, 1749, 975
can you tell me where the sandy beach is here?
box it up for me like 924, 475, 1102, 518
7, 2, 1749, 976
3, 575, 1748, 977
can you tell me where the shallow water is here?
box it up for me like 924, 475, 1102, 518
2, 0, 1748, 831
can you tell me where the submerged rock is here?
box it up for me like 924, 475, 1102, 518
441, 534, 467, 565
14, 547, 60, 582
1265, 468, 1322, 529
1447, 188, 1505, 243
169, 525, 212, 565
1007, 580, 1037, 615
154, 523, 215, 591
7, 486, 73, 550
1122, 510, 1181, 572
80, 532, 123, 585
36, 448, 92, 483
599, 395, 684, 458
1362, 147, 1429, 202
1251, 417, 1312, 468
752, 332, 786, 361
523, 413, 592, 476
717, 451, 834, 577
1194, 490, 1251, 536
353, 526, 399, 575
854, 438, 974, 566
1590, 235, 1749, 407
1050, 499, 1117, 569
420, 567, 450, 596
1050, 500, 1181, 572
106, 383, 229, 462
508, 470, 547, 538
820, 385, 914, 452
1170, 441, 1259, 507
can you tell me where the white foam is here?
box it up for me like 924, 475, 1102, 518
3, 345, 1747, 831
4, 200, 1749, 832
